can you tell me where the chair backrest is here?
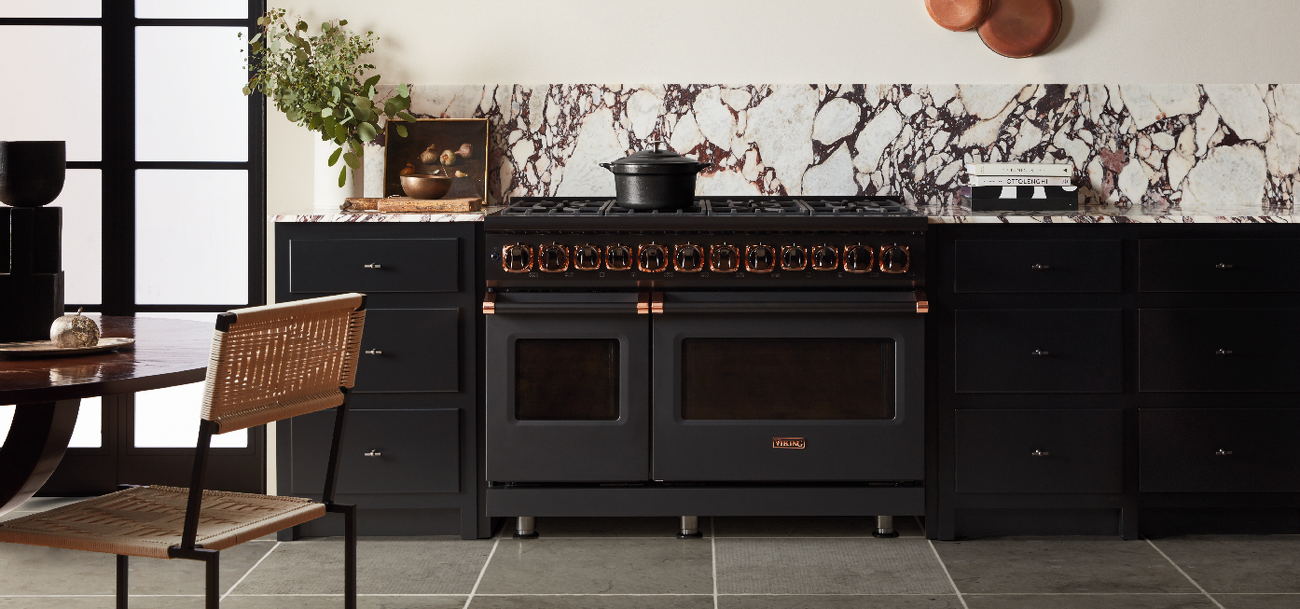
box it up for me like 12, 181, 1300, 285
199, 293, 366, 434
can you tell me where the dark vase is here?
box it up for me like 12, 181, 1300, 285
0, 141, 66, 208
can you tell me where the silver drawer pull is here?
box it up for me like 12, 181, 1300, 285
365, 349, 383, 355
1216, 349, 1233, 356
364, 450, 383, 457
364, 263, 383, 269
1216, 449, 1233, 456
1031, 264, 1051, 271
1215, 263, 1234, 269
1032, 349, 1050, 356
1032, 449, 1050, 457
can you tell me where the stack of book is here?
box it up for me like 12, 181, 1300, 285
964, 162, 1078, 211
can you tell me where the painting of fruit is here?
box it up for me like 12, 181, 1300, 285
383, 118, 488, 200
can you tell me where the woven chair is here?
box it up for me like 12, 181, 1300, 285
0, 293, 367, 609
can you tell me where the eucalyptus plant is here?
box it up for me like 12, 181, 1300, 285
241, 8, 416, 186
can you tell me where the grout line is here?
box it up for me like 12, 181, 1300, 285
1145, 538, 1226, 609
221, 541, 281, 601
711, 516, 719, 609
928, 539, 970, 609
462, 537, 500, 609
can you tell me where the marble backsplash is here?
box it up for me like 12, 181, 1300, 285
363, 84, 1300, 215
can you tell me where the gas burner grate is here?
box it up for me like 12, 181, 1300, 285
706, 198, 810, 216
799, 197, 907, 216
497, 196, 913, 217
501, 198, 614, 216
605, 202, 708, 216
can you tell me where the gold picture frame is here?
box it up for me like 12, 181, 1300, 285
383, 118, 489, 200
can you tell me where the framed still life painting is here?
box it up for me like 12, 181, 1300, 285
382, 118, 489, 200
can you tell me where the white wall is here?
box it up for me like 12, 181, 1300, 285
268, 0, 1300, 215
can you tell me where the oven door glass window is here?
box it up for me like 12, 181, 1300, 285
515, 339, 620, 421
680, 338, 895, 420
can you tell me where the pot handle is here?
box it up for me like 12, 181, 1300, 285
599, 162, 612, 172
697, 162, 713, 171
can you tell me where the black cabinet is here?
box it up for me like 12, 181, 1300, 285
1139, 309, 1300, 392
275, 221, 486, 539
955, 239, 1122, 293
1139, 239, 1300, 292
954, 309, 1123, 393
1140, 409, 1300, 492
955, 409, 1123, 494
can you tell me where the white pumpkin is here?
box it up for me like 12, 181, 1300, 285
50, 307, 100, 348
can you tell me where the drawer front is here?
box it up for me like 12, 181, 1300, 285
1139, 309, 1300, 392
291, 408, 460, 495
356, 309, 460, 393
289, 238, 460, 294
955, 239, 1122, 293
956, 409, 1123, 493
955, 309, 1123, 393
1139, 239, 1300, 292
1140, 409, 1300, 492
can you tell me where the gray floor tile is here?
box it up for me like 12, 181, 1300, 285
1216, 594, 1300, 609
715, 538, 952, 595
714, 516, 924, 538
717, 594, 964, 608
933, 537, 1198, 594
0, 540, 275, 596
521, 517, 712, 538
231, 537, 493, 595
469, 595, 714, 609
1150, 536, 1300, 593
474, 538, 712, 595
964, 594, 1218, 609
223, 596, 468, 608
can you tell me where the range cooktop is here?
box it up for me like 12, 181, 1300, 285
498, 196, 913, 217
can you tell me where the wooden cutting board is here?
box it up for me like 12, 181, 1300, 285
344, 197, 483, 213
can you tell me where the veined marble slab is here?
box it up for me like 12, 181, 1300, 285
271, 207, 505, 223
361, 84, 1298, 217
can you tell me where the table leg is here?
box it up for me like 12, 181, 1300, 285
0, 399, 79, 516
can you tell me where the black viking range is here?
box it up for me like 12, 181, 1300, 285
482, 146, 928, 539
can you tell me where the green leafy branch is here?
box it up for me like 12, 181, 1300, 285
240, 8, 417, 187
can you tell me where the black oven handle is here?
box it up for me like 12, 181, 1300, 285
483, 292, 647, 315
659, 290, 928, 315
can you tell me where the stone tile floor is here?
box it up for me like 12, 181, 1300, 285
1, 498, 1298, 608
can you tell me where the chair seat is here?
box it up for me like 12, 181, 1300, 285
0, 485, 325, 559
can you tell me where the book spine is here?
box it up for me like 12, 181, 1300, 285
967, 163, 1072, 177
967, 175, 1073, 187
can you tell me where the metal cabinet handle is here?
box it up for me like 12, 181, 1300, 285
363, 263, 383, 269
1032, 349, 1050, 356
364, 450, 382, 457
1216, 349, 1233, 356
1031, 264, 1051, 270
1215, 449, 1233, 456
365, 349, 383, 355
1032, 449, 1050, 457
1215, 263, 1234, 269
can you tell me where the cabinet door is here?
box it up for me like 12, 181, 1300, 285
1140, 409, 1300, 492
1139, 239, 1300, 292
289, 238, 460, 294
955, 239, 1122, 293
1139, 309, 1300, 392
290, 408, 460, 495
954, 309, 1123, 393
355, 309, 460, 393
956, 409, 1123, 493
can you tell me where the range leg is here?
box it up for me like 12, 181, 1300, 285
873, 515, 899, 538
678, 515, 703, 539
513, 516, 539, 539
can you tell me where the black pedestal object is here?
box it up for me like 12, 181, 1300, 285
1, 206, 64, 341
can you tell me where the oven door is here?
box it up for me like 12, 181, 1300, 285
651, 292, 924, 482
485, 292, 650, 483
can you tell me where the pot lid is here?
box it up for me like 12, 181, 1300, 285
605, 142, 707, 173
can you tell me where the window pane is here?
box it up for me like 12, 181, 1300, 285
1, 399, 102, 449
135, 0, 247, 19
0, 1, 100, 17
0, 26, 101, 161
134, 383, 247, 448
135, 170, 248, 304
135, 26, 248, 161
53, 169, 102, 305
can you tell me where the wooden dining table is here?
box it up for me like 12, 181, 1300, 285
0, 315, 213, 516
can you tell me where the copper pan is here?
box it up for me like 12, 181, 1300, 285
925, 0, 992, 32
978, 0, 1063, 58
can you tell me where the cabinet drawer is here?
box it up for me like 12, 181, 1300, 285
290, 408, 460, 495
956, 409, 1123, 493
954, 310, 1123, 393
1140, 409, 1300, 492
1139, 239, 1300, 292
356, 309, 460, 393
1138, 309, 1300, 392
289, 238, 460, 294
955, 240, 1121, 293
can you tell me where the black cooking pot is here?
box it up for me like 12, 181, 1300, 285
600, 142, 711, 210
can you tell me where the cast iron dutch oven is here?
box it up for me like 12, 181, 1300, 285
600, 142, 711, 210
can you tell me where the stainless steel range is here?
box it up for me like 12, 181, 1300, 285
482, 196, 928, 539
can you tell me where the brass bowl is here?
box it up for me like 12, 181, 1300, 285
400, 174, 452, 199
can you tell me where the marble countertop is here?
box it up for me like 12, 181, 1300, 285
272, 202, 1295, 224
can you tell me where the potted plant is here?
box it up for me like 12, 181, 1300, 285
241, 8, 415, 191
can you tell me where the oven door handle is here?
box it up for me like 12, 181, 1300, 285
659, 290, 928, 315
483, 292, 643, 315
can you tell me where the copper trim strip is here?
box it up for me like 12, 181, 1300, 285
482, 292, 496, 315
637, 292, 651, 315
650, 291, 664, 314
915, 289, 929, 314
